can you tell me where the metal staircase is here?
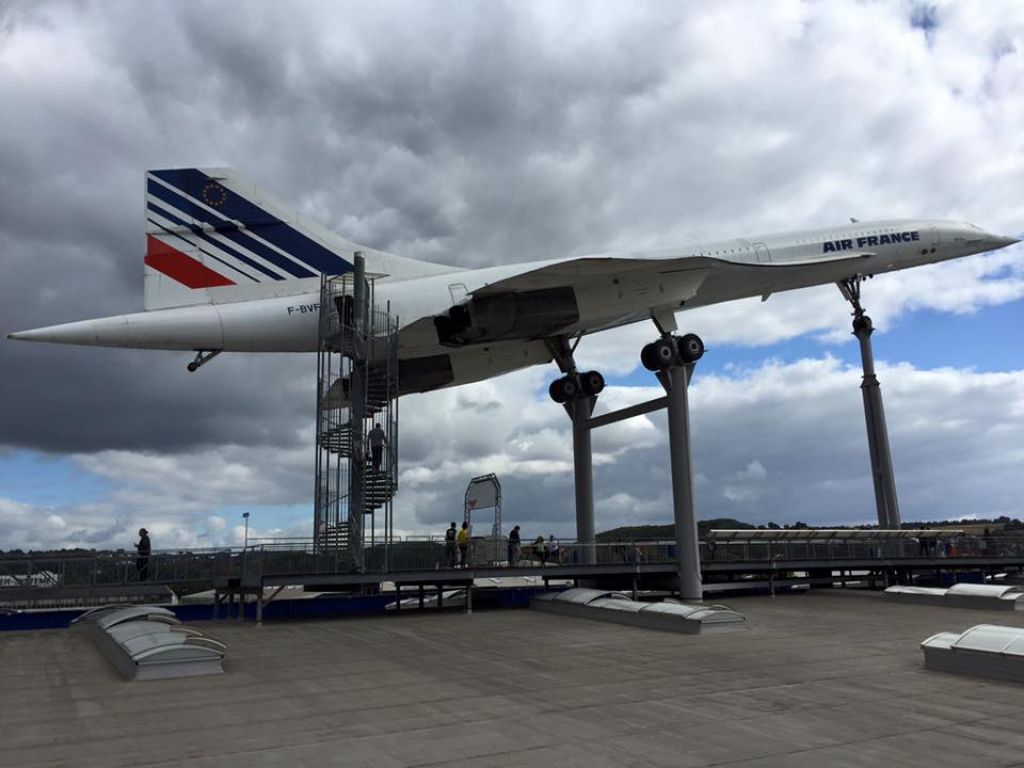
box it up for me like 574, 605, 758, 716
313, 255, 399, 571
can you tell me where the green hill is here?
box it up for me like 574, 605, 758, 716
595, 516, 1023, 542
597, 518, 757, 541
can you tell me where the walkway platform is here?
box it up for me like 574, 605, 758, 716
5, 552, 1023, 617
0, 583, 176, 609
256, 553, 1024, 590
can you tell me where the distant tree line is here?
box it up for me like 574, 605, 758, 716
2, 515, 1023, 555
596, 516, 1024, 541
0, 547, 103, 558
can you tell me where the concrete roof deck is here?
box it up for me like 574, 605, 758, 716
3, 591, 1024, 767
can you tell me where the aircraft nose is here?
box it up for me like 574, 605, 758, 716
987, 232, 1020, 248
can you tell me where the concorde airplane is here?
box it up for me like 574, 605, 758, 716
8, 168, 1019, 399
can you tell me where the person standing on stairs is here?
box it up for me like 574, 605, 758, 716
367, 422, 387, 474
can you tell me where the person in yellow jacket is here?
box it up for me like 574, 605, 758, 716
457, 521, 470, 568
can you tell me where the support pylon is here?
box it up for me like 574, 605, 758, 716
659, 362, 702, 601
839, 277, 900, 529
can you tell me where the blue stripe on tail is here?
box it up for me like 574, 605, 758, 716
147, 200, 284, 282
150, 169, 353, 277
147, 179, 314, 279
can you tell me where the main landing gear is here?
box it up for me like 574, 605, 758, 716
548, 369, 605, 403
546, 332, 704, 404
543, 328, 706, 594
640, 333, 705, 372
544, 336, 606, 405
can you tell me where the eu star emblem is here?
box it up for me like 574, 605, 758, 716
202, 181, 228, 208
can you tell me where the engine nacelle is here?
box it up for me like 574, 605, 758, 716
434, 287, 579, 346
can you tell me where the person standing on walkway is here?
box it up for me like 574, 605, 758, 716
546, 535, 560, 564
508, 525, 521, 567
135, 528, 151, 581
444, 522, 457, 568
457, 521, 470, 568
534, 535, 546, 565
367, 423, 387, 474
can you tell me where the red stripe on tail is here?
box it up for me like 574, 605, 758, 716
144, 235, 235, 288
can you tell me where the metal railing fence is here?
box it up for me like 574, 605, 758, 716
0, 548, 236, 591
2, 533, 1023, 595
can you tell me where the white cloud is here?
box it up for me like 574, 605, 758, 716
1, 1, 1023, 549
1, 354, 1022, 549
738, 461, 768, 481
722, 460, 769, 504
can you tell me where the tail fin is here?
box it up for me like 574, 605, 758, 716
143, 167, 455, 310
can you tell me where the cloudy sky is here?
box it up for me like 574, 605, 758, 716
1, 0, 1022, 552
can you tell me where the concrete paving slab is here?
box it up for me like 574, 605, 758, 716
2, 592, 1024, 767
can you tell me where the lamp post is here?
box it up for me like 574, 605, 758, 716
242, 512, 250, 550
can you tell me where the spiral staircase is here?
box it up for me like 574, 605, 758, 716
313, 257, 399, 571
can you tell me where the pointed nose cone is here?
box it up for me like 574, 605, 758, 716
8, 320, 103, 344
8, 307, 225, 349
982, 231, 1020, 250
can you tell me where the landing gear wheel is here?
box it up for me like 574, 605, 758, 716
641, 343, 660, 372
676, 333, 705, 363
186, 349, 222, 373
548, 378, 567, 404
853, 315, 872, 333
580, 370, 605, 396
560, 375, 581, 401
651, 338, 677, 370
548, 375, 581, 403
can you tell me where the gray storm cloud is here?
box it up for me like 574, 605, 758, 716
0, 0, 1022, 548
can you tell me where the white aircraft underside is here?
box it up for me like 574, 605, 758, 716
8, 168, 1018, 395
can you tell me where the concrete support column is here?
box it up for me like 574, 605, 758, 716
571, 397, 597, 565
853, 316, 900, 530
665, 364, 702, 601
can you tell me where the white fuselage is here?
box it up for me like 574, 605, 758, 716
9, 218, 1017, 390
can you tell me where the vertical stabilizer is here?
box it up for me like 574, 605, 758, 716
144, 168, 359, 309
143, 167, 458, 310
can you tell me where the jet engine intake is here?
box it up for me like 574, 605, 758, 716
434, 287, 579, 346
